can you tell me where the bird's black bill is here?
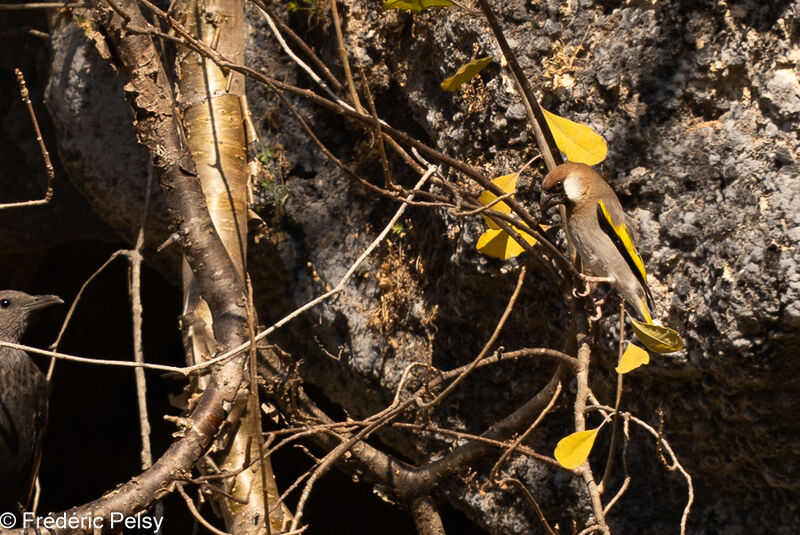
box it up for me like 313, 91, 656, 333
540, 190, 567, 215
23, 295, 64, 311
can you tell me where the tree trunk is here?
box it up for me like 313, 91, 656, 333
173, 0, 286, 531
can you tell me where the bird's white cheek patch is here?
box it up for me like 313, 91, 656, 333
563, 175, 585, 202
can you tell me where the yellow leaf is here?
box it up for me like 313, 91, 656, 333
542, 108, 608, 165
630, 318, 684, 353
383, 0, 454, 11
477, 172, 518, 229
440, 56, 495, 92
476, 226, 537, 260
554, 428, 599, 469
615, 343, 650, 374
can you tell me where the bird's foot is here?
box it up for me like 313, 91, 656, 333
588, 303, 604, 322
573, 274, 613, 298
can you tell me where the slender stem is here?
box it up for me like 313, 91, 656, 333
499, 478, 558, 535
420, 267, 527, 410
0, 2, 84, 9
600, 300, 626, 493
131, 163, 155, 471
252, 0, 344, 92
410, 495, 446, 535
0, 69, 55, 210
329, 0, 362, 112
488, 379, 562, 481
475, 0, 563, 171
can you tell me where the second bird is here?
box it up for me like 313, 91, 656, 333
0, 290, 62, 512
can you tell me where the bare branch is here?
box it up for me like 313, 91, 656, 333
420, 266, 527, 410
177, 485, 231, 535
499, 478, 557, 535
251, 0, 344, 93
489, 379, 563, 482
0, 1, 84, 9
0, 69, 55, 210
475, 0, 562, 171
130, 163, 156, 471
410, 495, 446, 535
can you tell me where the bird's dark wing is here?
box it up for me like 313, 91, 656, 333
596, 200, 655, 311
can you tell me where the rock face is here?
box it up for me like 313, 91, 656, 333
31, 0, 800, 533
43, 16, 181, 276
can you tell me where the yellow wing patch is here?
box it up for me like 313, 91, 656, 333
596, 199, 648, 284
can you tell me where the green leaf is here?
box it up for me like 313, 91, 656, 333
615, 343, 650, 374
476, 226, 538, 260
440, 56, 495, 92
287, 0, 316, 12
542, 108, 608, 165
554, 428, 599, 469
630, 318, 684, 353
383, 0, 454, 12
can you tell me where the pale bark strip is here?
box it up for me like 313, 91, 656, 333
172, 0, 285, 531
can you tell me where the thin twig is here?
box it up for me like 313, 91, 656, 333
0, 69, 55, 210
576, 525, 610, 535
251, 0, 344, 92
489, 380, 562, 481
131, 164, 155, 471
391, 422, 563, 470
449, 190, 515, 217
260, 5, 342, 104
475, 0, 562, 171
419, 266, 527, 410
599, 300, 626, 493
570, 297, 607, 529
361, 71, 392, 190
47, 251, 125, 379
329, 0, 362, 113
289, 409, 398, 531
588, 404, 694, 534
629, 415, 694, 534
441, 347, 579, 379
177, 485, 232, 535
499, 478, 558, 535
603, 415, 631, 515
0, 2, 84, 9
13, 341, 190, 373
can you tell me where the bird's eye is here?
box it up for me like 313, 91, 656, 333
0, 299, 10, 308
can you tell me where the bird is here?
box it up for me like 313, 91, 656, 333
541, 162, 655, 323
0, 290, 62, 512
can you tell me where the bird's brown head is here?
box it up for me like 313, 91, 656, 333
540, 162, 599, 213
0, 290, 63, 343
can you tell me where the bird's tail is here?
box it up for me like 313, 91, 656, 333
634, 288, 654, 324
637, 299, 653, 324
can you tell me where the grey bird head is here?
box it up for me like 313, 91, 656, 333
0, 290, 63, 343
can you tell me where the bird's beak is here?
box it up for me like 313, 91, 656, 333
24, 295, 64, 311
540, 189, 567, 215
